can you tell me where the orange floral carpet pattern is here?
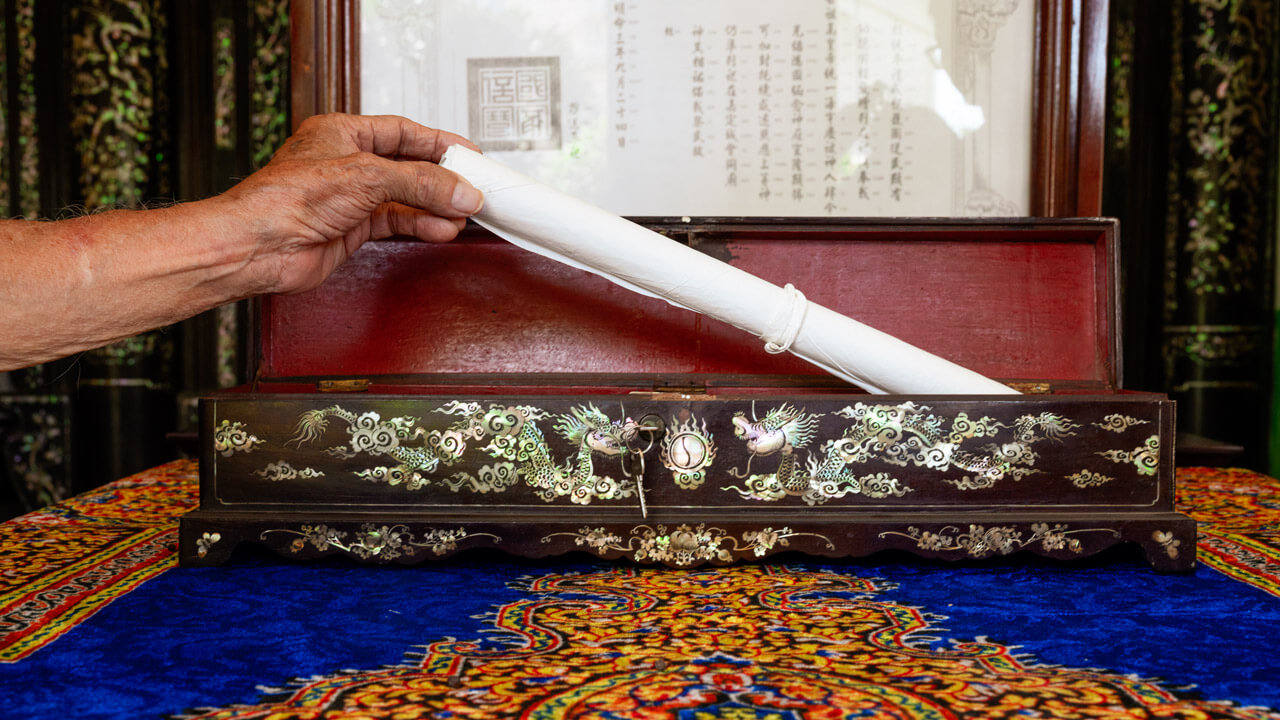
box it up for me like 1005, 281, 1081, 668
1177, 467, 1280, 597
180, 564, 1278, 720
0, 460, 197, 661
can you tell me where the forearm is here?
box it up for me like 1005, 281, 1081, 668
0, 114, 481, 371
0, 196, 261, 371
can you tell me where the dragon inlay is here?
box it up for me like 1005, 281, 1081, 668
288, 402, 641, 504
235, 399, 1154, 505
726, 402, 1084, 503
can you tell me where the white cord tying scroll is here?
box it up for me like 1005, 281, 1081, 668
762, 283, 808, 355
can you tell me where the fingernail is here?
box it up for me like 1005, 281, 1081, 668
451, 182, 484, 214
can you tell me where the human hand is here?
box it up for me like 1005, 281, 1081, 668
216, 113, 483, 295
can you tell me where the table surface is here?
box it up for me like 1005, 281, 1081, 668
1, 460, 1278, 719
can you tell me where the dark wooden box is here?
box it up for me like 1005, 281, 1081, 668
179, 218, 1194, 571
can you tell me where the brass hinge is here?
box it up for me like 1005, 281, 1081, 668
1007, 382, 1052, 394
317, 378, 372, 393
650, 383, 708, 395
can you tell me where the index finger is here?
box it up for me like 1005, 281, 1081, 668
344, 114, 480, 162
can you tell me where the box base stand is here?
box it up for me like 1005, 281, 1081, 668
180, 510, 1196, 573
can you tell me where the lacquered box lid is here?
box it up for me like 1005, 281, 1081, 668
255, 217, 1120, 393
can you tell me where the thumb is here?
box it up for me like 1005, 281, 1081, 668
372, 155, 484, 218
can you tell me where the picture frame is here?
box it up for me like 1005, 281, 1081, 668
291, 0, 1107, 217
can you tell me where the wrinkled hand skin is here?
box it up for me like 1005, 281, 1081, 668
218, 113, 484, 296
0, 113, 483, 371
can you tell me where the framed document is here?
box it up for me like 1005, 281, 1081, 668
293, 0, 1106, 217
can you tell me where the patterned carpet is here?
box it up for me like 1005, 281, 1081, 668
1175, 467, 1280, 596
0, 463, 194, 662
1, 461, 1278, 718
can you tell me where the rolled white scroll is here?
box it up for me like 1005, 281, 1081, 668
440, 145, 1016, 395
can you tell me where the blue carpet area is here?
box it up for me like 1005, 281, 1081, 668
862, 554, 1280, 709
2, 553, 545, 718
3, 550, 1278, 718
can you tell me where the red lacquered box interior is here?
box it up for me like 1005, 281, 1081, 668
253, 218, 1119, 395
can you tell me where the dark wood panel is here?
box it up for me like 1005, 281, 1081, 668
289, 0, 356, 126
1032, 0, 1110, 216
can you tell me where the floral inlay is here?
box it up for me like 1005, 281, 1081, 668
878, 523, 1120, 559
1153, 530, 1183, 560
196, 532, 222, 559
260, 523, 500, 562
543, 524, 834, 566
